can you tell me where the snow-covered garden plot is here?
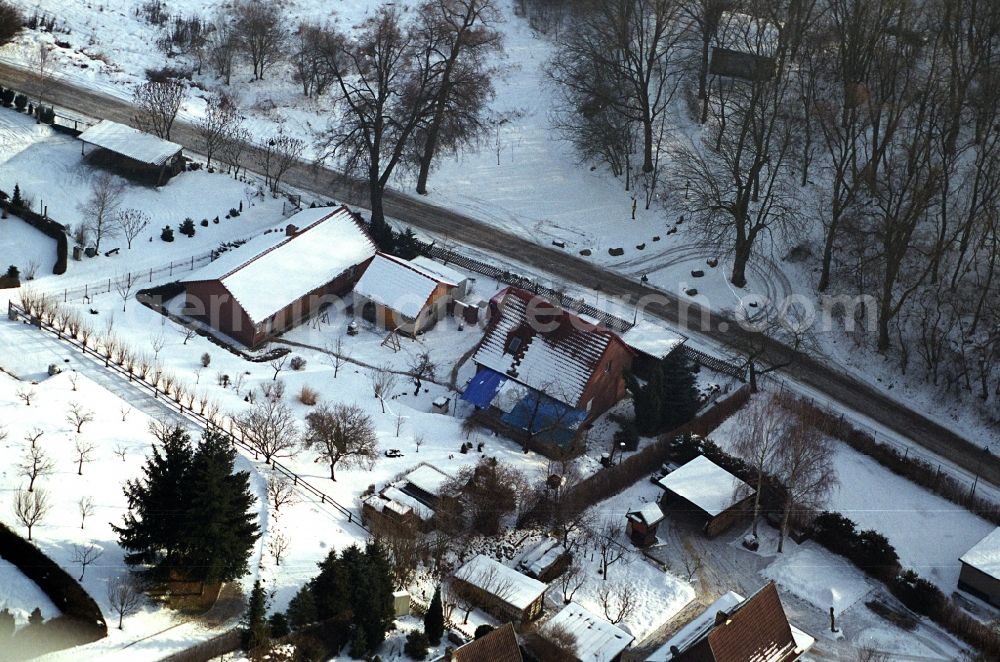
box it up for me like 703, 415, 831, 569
0, 369, 242, 656
710, 396, 996, 592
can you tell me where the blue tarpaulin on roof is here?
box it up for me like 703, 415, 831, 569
461, 368, 508, 409
502, 395, 588, 448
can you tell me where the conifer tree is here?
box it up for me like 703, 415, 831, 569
627, 352, 700, 435
11, 183, 21, 208
27, 608, 43, 627
112, 424, 194, 576
244, 579, 270, 653
423, 585, 444, 645
286, 585, 318, 630
183, 429, 259, 583
0, 607, 14, 641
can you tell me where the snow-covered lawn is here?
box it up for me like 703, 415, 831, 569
711, 395, 996, 592
762, 544, 875, 617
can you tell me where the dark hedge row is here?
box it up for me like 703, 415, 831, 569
1, 189, 68, 274
0, 521, 107, 648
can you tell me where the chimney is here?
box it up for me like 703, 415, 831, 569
714, 609, 730, 626
670, 646, 681, 656
285, 223, 299, 237
444, 647, 454, 661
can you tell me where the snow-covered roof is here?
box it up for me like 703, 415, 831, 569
410, 256, 466, 286
657, 455, 753, 517
473, 288, 623, 408
541, 602, 634, 662
182, 206, 375, 324
402, 464, 452, 498
453, 555, 547, 611
78, 119, 182, 165
383, 486, 434, 521
517, 537, 565, 577
647, 592, 744, 661
628, 502, 665, 527
353, 253, 456, 320
961, 527, 1000, 581
362, 492, 413, 518
620, 321, 686, 360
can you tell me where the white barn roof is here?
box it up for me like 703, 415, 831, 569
183, 206, 375, 324
403, 464, 452, 497
658, 455, 753, 517
541, 602, 633, 662
353, 253, 454, 320
961, 527, 1000, 581
453, 555, 546, 611
79, 119, 182, 166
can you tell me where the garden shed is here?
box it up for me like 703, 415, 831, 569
657, 455, 754, 537
625, 502, 665, 547
539, 602, 634, 662
352, 252, 462, 335
78, 119, 184, 185
451, 554, 547, 623
958, 526, 1000, 607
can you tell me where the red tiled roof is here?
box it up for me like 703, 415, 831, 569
700, 583, 798, 662
453, 623, 523, 662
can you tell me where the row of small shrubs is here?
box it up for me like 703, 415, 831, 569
0, 186, 68, 274
0, 521, 107, 643
787, 395, 1000, 525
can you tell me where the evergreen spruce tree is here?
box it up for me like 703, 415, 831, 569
286, 585, 318, 630
112, 425, 194, 577
183, 429, 259, 583
244, 579, 270, 653
423, 586, 444, 645
267, 612, 289, 639
659, 352, 700, 430
358, 540, 395, 649
348, 627, 368, 659
27, 608, 43, 627
0, 607, 14, 641
11, 183, 21, 208
311, 549, 352, 646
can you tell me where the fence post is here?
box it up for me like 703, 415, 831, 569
170, 261, 173, 276
149, 268, 152, 282
970, 475, 979, 501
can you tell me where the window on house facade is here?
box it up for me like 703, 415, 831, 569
506, 336, 522, 354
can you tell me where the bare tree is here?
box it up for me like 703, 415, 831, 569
408, 351, 436, 395
774, 400, 838, 552
150, 331, 166, 363
319, 6, 441, 241
113, 273, 139, 312
291, 23, 335, 98
593, 518, 630, 580
269, 355, 287, 381
113, 444, 128, 462
115, 209, 150, 249
106, 574, 143, 629
233, 398, 298, 462
132, 78, 185, 140
219, 125, 252, 177
78, 172, 126, 253
13, 487, 50, 540
79, 495, 96, 529
597, 582, 637, 625
66, 402, 94, 434
325, 336, 348, 378
269, 529, 290, 566
72, 543, 104, 581
234, 1, 287, 80
267, 474, 297, 513
303, 404, 379, 481
412, 0, 504, 194
732, 396, 789, 537
15, 386, 36, 406
20, 430, 52, 492
557, 561, 586, 605
74, 437, 97, 476
368, 365, 399, 413
197, 93, 239, 168
208, 14, 239, 85
261, 133, 305, 193
537, 623, 578, 662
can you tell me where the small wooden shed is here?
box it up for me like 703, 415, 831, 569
626, 502, 666, 547
657, 455, 754, 538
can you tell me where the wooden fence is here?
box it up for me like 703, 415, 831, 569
7, 301, 369, 534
